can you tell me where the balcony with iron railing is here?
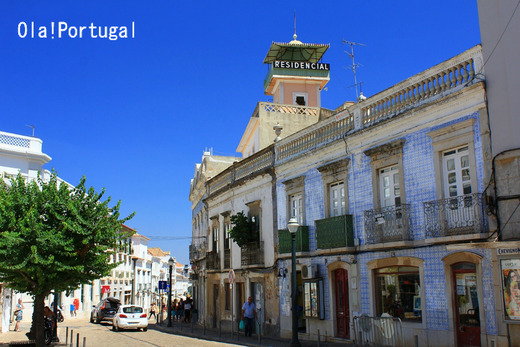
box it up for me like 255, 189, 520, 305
278, 226, 310, 254
241, 241, 264, 267
424, 193, 487, 238
364, 204, 412, 245
206, 251, 220, 271
315, 215, 354, 249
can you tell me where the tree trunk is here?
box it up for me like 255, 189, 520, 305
30, 294, 45, 347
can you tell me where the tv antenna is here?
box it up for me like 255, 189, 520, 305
25, 125, 35, 137
343, 39, 366, 101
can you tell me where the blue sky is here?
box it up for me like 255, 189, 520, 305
0, 1, 481, 264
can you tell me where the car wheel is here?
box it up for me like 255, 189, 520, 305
96, 315, 101, 324
90, 315, 94, 323
112, 324, 116, 331
143, 327, 147, 332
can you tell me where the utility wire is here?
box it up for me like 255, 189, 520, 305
479, 0, 520, 73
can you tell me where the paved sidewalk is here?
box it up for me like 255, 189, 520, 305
152, 318, 355, 347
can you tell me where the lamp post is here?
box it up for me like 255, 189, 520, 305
168, 257, 175, 327
287, 217, 301, 347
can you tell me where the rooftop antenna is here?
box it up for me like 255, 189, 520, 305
343, 39, 366, 101
293, 11, 297, 40
25, 125, 35, 137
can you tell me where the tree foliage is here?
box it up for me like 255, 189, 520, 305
228, 211, 254, 247
0, 173, 134, 346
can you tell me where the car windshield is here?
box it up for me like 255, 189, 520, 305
122, 306, 143, 314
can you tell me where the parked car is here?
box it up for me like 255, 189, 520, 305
112, 305, 148, 331
90, 297, 121, 324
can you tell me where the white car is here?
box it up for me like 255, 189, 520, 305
112, 305, 148, 331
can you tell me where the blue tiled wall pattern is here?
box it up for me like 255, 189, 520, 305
357, 247, 497, 334
276, 111, 497, 334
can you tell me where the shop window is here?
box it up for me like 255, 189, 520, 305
374, 266, 422, 322
303, 279, 325, 319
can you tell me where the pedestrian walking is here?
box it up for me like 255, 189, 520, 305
148, 303, 157, 320
13, 298, 24, 332
184, 297, 192, 323
241, 296, 256, 337
70, 303, 76, 317
176, 299, 184, 322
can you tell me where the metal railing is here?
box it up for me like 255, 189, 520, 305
424, 193, 487, 237
364, 204, 412, 244
206, 251, 220, 270
315, 214, 354, 249
241, 241, 264, 266
278, 226, 309, 253
353, 315, 404, 347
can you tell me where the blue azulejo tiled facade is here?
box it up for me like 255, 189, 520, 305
274, 46, 501, 346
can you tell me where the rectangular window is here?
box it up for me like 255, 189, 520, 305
290, 193, 304, 225
303, 279, 325, 319
224, 220, 231, 250
374, 266, 422, 322
443, 146, 471, 197
379, 165, 400, 207
329, 182, 346, 217
212, 226, 219, 253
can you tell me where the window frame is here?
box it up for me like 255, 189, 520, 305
318, 159, 349, 218
303, 278, 325, 319
428, 118, 478, 200
364, 139, 406, 209
367, 257, 425, 326
283, 176, 306, 225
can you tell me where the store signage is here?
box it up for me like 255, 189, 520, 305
273, 60, 330, 71
498, 248, 520, 256
101, 285, 110, 294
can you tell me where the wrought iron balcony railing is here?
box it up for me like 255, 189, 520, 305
278, 226, 309, 254
241, 241, 264, 267
206, 251, 220, 270
424, 193, 487, 238
316, 215, 354, 249
224, 249, 231, 269
364, 204, 412, 244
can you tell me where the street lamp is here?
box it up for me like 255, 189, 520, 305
168, 257, 175, 327
287, 217, 301, 347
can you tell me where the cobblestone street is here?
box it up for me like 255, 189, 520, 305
0, 316, 241, 347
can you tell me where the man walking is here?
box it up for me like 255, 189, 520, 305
241, 296, 256, 337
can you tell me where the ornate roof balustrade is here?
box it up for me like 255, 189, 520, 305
275, 46, 483, 163
424, 193, 487, 238
207, 146, 275, 196
0, 130, 45, 153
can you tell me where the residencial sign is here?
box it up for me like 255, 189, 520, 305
273, 60, 330, 71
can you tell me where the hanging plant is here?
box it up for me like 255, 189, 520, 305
228, 211, 254, 247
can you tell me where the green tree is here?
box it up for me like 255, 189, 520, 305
0, 173, 134, 346
228, 211, 254, 247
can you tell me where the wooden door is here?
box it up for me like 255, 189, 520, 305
334, 269, 350, 338
452, 263, 480, 347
